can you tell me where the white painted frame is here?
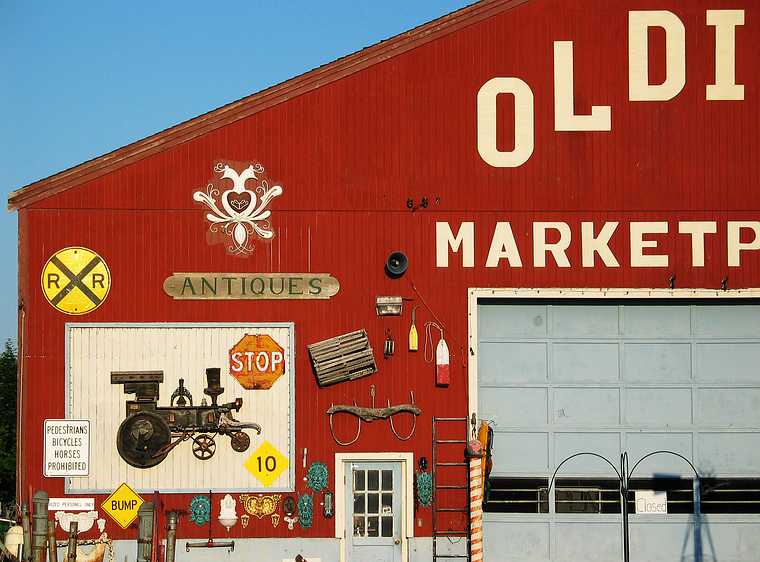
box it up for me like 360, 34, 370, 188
334, 452, 414, 562
64, 322, 296, 494
467, 288, 760, 424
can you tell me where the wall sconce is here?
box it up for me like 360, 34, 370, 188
323, 491, 334, 518
376, 296, 403, 316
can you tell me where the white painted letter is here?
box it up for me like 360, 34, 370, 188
554, 41, 612, 131
477, 77, 534, 168
436, 222, 475, 267
706, 10, 744, 100
728, 221, 760, 267
582, 222, 620, 267
271, 351, 284, 371
630, 222, 669, 267
486, 222, 523, 267
533, 222, 571, 268
678, 221, 717, 267
230, 352, 243, 373
629, 11, 686, 101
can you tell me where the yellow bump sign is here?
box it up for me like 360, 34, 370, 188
101, 482, 144, 529
244, 440, 288, 487
41, 247, 110, 315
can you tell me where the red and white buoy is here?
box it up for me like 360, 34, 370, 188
435, 335, 450, 387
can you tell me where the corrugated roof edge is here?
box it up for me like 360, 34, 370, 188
7, 0, 529, 211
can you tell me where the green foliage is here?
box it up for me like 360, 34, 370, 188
0, 340, 17, 513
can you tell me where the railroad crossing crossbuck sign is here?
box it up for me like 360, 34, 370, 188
41, 247, 111, 315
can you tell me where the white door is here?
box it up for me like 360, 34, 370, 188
346, 461, 403, 562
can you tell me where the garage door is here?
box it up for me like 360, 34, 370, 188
477, 299, 760, 562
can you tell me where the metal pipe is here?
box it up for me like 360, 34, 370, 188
21, 502, 31, 562
137, 502, 154, 562
47, 520, 58, 562
66, 522, 78, 562
32, 491, 50, 562
620, 454, 629, 562
184, 540, 234, 553
164, 512, 178, 562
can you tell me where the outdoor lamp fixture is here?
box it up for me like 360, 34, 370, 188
376, 296, 403, 316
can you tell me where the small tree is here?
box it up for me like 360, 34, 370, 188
0, 340, 17, 513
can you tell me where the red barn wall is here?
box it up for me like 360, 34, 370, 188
16, 0, 760, 541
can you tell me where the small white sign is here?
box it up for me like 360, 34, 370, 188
634, 490, 668, 514
48, 498, 95, 511
44, 420, 90, 477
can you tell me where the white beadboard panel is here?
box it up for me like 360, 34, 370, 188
65, 323, 294, 493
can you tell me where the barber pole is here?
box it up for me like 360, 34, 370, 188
469, 449, 484, 562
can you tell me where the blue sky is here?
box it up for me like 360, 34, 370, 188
0, 0, 472, 346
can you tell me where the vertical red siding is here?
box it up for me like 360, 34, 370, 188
16, 0, 760, 542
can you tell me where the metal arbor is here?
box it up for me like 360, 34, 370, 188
547, 450, 700, 562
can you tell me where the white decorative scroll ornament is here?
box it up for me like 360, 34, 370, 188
218, 494, 238, 531
193, 162, 283, 256
55, 511, 99, 533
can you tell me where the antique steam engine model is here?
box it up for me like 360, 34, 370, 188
111, 367, 262, 468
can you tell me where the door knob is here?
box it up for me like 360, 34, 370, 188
394, 538, 401, 545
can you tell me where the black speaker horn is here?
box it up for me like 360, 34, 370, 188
385, 251, 408, 278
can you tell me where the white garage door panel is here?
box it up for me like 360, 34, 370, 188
553, 522, 621, 562
483, 521, 550, 562
553, 388, 620, 425
479, 300, 760, 562
481, 387, 548, 427
492, 432, 550, 473
479, 342, 548, 383
622, 305, 692, 337
622, 343, 692, 382
624, 388, 692, 426
625, 433, 693, 475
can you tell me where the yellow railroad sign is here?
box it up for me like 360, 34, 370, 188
101, 482, 144, 529
41, 247, 110, 315
244, 440, 288, 487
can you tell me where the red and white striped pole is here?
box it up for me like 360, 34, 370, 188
467, 440, 484, 562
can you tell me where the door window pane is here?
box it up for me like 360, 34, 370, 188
354, 470, 365, 491
353, 516, 365, 537
368, 470, 379, 491
367, 516, 379, 537
381, 493, 393, 515
382, 470, 393, 490
381, 516, 393, 537
367, 493, 379, 514
354, 493, 365, 514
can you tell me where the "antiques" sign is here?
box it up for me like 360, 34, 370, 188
163, 273, 340, 300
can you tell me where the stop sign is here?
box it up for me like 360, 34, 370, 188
229, 334, 286, 390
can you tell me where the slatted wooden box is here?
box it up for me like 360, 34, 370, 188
307, 329, 377, 387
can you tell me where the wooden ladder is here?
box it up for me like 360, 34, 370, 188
432, 417, 470, 562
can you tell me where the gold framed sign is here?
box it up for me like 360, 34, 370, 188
163, 273, 339, 300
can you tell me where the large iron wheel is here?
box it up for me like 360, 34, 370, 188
117, 411, 171, 469
192, 434, 217, 460
230, 431, 251, 452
